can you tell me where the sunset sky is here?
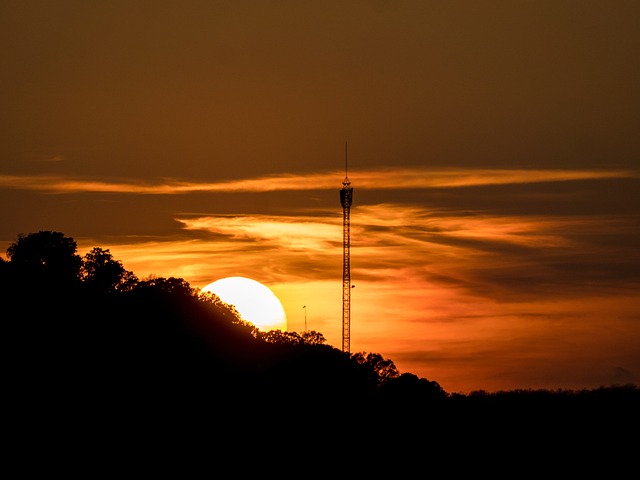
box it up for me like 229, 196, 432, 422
2, 1, 639, 394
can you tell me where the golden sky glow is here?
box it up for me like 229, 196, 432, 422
2, 1, 639, 393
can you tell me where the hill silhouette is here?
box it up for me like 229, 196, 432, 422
3, 231, 638, 461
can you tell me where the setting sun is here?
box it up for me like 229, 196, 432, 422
202, 276, 287, 332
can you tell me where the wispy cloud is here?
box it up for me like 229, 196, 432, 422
177, 214, 340, 250
39, 155, 65, 163
1, 168, 636, 194
148, 201, 640, 302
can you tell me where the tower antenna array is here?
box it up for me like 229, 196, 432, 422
340, 142, 353, 353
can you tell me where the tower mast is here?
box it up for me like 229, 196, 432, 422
340, 142, 353, 353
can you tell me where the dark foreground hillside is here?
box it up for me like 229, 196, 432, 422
2, 232, 638, 468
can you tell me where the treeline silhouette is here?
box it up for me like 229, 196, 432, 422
3, 231, 638, 439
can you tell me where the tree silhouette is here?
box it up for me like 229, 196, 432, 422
379, 372, 448, 403
6, 230, 82, 292
352, 351, 400, 386
81, 247, 138, 294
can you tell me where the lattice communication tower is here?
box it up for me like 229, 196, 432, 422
340, 142, 353, 353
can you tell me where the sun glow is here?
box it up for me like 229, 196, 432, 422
202, 276, 287, 331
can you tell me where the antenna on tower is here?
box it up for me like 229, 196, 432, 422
345, 141, 348, 178
340, 141, 353, 353
343, 141, 350, 186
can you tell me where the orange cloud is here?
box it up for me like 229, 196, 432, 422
1, 167, 636, 194
177, 214, 340, 250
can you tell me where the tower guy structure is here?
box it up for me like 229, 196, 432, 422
340, 142, 353, 353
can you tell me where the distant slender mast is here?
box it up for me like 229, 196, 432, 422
340, 142, 353, 353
